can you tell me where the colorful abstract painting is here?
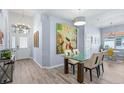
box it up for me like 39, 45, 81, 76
34, 31, 39, 48
0, 31, 4, 45
56, 23, 77, 54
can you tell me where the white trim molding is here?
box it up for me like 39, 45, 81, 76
46, 64, 64, 69
33, 58, 42, 68
32, 58, 63, 69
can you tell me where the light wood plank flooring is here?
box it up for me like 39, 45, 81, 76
11, 59, 124, 84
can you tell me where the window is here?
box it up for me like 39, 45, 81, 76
115, 36, 124, 49
104, 39, 115, 49
103, 31, 124, 49
19, 37, 28, 48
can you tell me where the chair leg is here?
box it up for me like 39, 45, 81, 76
71, 64, 73, 68
101, 63, 104, 72
96, 67, 99, 78
85, 68, 88, 72
98, 65, 100, 76
72, 65, 75, 75
89, 69, 92, 81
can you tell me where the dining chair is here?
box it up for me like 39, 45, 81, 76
107, 48, 116, 60
73, 49, 80, 55
64, 49, 79, 75
99, 52, 105, 74
84, 53, 100, 81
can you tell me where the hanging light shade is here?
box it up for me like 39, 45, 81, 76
73, 16, 86, 26
11, 10, 31, 34
12, 23, 30, 34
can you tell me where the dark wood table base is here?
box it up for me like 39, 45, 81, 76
64, 58, 84, 83
77, 63, 84, 83
64, 58, 69, 74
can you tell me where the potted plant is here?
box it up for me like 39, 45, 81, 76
1, 50, 11, 59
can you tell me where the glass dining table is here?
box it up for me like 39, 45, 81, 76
63, 53, 88, 83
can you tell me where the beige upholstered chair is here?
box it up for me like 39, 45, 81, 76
64, 50, 71, 56
84, 53, 100, 81
73, 49, 80, 55
64, 49, 79, 74
98, 52, 105, 74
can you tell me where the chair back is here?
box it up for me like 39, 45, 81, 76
101, 52, 105, 61
64, 49, 80, 56
64, 50, 72, 56
107, 48, 114, 56
73, 49, 80, 55
102, 53, 105, 61
90, 53, 99, 68
98, 52, 105, 64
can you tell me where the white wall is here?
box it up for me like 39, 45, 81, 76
84, 25, 101, 58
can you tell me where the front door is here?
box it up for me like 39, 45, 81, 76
10, 30, 31, 60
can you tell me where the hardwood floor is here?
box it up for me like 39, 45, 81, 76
11, 59, 124, 84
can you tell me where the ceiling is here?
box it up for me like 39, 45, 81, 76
9, 9, 38, 16
9, 9, 124, 28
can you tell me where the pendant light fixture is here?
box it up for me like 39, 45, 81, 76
73, 16, 86, 26
12, 10, 30, 34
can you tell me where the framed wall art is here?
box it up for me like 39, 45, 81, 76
34, 31, 39, 48
0, 30, 4, 45
56, 23, 77, 54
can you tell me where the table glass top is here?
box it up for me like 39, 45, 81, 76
63, 53, 88, 63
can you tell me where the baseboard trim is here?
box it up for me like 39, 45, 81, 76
33, 58, 42, 69
38, 64, 64, 69
32, 58, 64, 69
47, 64, 64, 69
16, 58, 32, 61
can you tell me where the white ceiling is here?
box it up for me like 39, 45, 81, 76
9, 9, 38, 16
9, 9, 124, 28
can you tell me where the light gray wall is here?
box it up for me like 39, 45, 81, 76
84, 25, 101, 58
33, 13, 43, 66
49, 16, 75, 67
33, 14, 51, 67
101, 24, 124, 32
41, 15, 51, 67
49, 16, 84, 67
33, 14, 84, 67
77, 26, 85, 53
0, 10, 8, 50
